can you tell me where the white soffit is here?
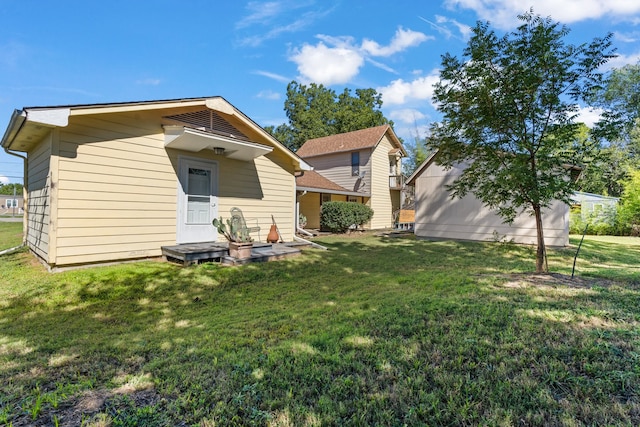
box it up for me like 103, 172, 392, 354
27, 108, 70, 127
164, 126, 272, 161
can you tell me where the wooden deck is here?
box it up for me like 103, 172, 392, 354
161, 241, 307, 266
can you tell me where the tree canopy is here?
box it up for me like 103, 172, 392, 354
427, 10, 616, 272
265, 81, 393, 151
579, 62, 640, 197
617, 170, 640, 231
0, 183, 23, 195
591, 63, 640, 146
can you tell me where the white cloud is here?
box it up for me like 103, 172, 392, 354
614, 31, 640, 43
389, 108, 426, 124
576, 106, 603, 127
256, 90, 281, 100
289, 41, 364, 85
605, 51, 640, 69
289, 27, 429, 85
362, 27, 431, 57
366, 58, 398, 74
236, 1, 285, 29
419, 15, 471, 41
253, 70, 291, 83
236, 1, 334, 47
444, 0, 640, 29
0, 175, 9, 185
377, 72, 440, 105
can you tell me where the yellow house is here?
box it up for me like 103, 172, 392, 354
1, 97, 311, 270
295, 125, 407, 230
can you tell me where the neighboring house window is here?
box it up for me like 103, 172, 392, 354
321, 194, 331, 204
6, 199, 17, 208
351, 152, 360, 176
348, 196, 359, 203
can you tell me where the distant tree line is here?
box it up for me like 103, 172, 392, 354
0, 183, 23, 195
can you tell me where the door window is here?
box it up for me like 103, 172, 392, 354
186, 167, 211, 224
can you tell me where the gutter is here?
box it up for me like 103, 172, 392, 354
296, 186, 370, 198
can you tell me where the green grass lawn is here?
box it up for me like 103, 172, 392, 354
0, 221, 23, 251
1, 229, 639, 426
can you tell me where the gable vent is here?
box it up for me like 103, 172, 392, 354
164, 109, 249, 140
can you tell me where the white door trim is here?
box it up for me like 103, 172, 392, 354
176, 156, 219, 244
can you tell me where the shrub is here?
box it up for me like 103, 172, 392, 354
569, 204, 623, 236
618, 170, 640, 230
320, 201, 374, 233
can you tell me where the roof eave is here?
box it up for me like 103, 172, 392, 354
297, 186, 370, 197
0, 109, 27, 150
406, 150, 439, 185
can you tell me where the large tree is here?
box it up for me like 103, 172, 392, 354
592, 63, 640, 147
265, 81, 392, 150
427, 11, 616, 272
617, 170, 640, 232
580, 62, 640, 195
0, 183, 23, 195
578, 141, 633, 197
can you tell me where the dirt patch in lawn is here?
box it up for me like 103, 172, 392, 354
499, 272, 620, 289
11, 388, 163, 427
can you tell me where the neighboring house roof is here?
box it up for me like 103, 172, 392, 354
1, 96, 312, 172
406, 150, 581, 186
571, 191, 619, 203
406, 151, 439, 185
296, 124, 406, 158
296, 170, 365, 197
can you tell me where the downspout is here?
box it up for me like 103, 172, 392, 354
2, 110, 28, 246
294, 235, 327, 250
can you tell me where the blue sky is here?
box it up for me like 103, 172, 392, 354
1, 0, 640, 184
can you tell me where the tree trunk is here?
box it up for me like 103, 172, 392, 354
533, 204, 547, 273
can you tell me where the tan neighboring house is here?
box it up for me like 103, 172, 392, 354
406, 152, 569, 246
295, 125, 407, 230
2, 194, 23, 212
0, 97, 311, 269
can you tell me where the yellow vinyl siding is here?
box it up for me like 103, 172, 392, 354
299, 192, 321, 229
166, 146, 297, 244
26, 135, 53, 262
369, 136, 395, 229
18, 102, 302, 267
54, 113, 177, 266
217, 152, 296, 241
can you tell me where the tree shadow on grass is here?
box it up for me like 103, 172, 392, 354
1, 236, 639, 425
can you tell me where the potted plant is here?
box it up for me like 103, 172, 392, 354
212, 217, 254, 259
298, 213, 307, 229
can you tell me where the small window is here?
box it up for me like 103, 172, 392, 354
321, 193, 331, 204
348, 196, 359, 203
351, 152, 360, 176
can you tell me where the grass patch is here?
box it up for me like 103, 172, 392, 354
0, 221, 22, 251
0, 228, 639, 425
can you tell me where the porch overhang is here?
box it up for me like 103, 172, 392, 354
164, 125, 273, 161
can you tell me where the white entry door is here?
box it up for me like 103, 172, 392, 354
177, 157, 218, 243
